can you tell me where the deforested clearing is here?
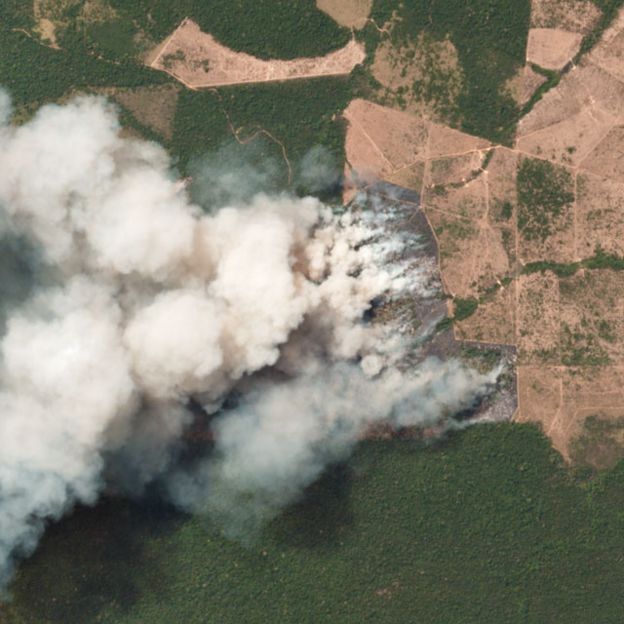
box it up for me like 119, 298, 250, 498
148, 18, 365, 88
316, 0, 372, 29
526, 28, 583, 69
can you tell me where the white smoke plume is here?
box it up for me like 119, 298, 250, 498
0, 91, 496, 590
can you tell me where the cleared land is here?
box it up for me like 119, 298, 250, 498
148, 18, 365, 88
343, 0, 624, 461
316, 0, 372, 29
526, 28, 583, 69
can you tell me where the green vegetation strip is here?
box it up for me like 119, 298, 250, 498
522, 247, 624, 277
4, 425, 624, 624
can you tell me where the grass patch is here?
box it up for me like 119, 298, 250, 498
85, 19, 139, 60
4, 424, 624, 623
571, 415, 624, 471
560, 322, 610, 367
517, 158, 574, 242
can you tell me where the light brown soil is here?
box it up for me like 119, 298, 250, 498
516, 272, 561, 363
526, 367, 624, 459
519, 204, 575, 266
425, 207, 481, 297
516, 106, 615, 168
343, 6, 624, 458
579, 126, 624, 181
427, 177, 488, 221
518, 11, 624, 164
34, 17, 59, 48
515, 266, 624, 457
587, 9, 624, 82
386, 161, 425, 191
576, 174, 624, 256
426, 123, 489, 159
559, 270, 624, 362
429, 152, 483, 186
526, 28, 583, 70
530, 0, 601, 33
148, 18, 365, 88
344, 121, 395, 181
316, 0, 372, 29
516, 366, 567, 454
344, 99, 429, 170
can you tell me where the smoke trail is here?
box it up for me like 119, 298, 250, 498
168, 359, 497, 535
0, 91, 496, 590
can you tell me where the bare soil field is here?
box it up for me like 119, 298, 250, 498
526, 28, 582, 70
519, 366, 624, 458
344, 99, 429, 170
316, 0, 372, 29
576, 174, 624, 256
517, 106, 615, 169
428, 152, 482, 186
588, 7, 624, 81
518, 11, 624, 173
148, 19, 365, 88
343, 99, 489, 187
425, 208, 481, 297
516, 272, 561, 363
516, 366, 567, 454
579, 127, 624, 182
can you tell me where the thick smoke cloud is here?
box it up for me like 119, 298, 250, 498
0, 91, 496, 590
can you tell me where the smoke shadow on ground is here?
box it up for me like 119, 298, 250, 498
9, 498, 185, 623
267, 463, 355, 550
0, 229, 47, 331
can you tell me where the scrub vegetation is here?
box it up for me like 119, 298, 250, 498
517, 158, 574, 242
